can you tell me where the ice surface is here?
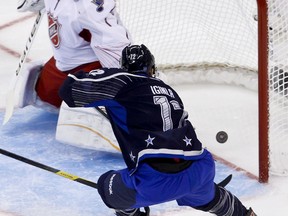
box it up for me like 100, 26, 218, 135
0, 107, 262, 216
0, 2, 288, 216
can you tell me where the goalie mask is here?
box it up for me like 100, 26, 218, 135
121, 44, 156, 77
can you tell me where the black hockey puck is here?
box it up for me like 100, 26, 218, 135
216, 131, 228, 143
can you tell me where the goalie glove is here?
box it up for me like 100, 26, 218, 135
17, 0, 45, 12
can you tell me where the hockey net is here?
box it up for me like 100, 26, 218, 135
116, 0, 288, 182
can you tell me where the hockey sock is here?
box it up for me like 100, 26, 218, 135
195, 184, 248, 216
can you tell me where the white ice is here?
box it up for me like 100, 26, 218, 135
0, 2, 288, 216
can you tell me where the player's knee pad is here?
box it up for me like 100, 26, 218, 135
97, 170, 116, 208
97, 170, 137, 210
195, 184, 248, 216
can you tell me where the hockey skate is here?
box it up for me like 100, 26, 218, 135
246, 207, 257, 216
115, 207, 150, 216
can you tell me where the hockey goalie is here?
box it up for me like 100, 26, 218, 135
8, 0, 132, 152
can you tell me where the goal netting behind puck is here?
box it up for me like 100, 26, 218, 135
116, 0, 288, 180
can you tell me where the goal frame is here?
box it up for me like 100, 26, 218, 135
58, 0, 274, 183
257, 0, 269, 183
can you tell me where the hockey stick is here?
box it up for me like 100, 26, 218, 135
95, 107, 109, 120
3, 10, 44, 125
217, 174, 232, 187
0, 148, 98, 189
15, 10, 44, 76
0, 147, 233, 191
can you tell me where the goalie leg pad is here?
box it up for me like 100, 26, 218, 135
56, 102, 119, 152
13, 60, 44, 108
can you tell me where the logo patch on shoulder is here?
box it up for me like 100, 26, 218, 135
89, 69, 105, 76
47, 12, 61, 48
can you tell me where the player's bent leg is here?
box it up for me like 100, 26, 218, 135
35, 57, 102, 108
175, 153, 216, 208
97, 170, 137, 210
97, 170, 150, 216
35, 57, 68, 108
12, 59, 59, 112
194, 184, 254, 216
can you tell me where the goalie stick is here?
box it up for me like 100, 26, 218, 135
0, 147, 232, 191
3, 10, 44, 125
15, 10, 44, 77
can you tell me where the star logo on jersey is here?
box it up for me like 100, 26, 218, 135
129, 151, 136, 162
183, 136, 192, 146
47, 12, 61, 48
145, 135, 155, 147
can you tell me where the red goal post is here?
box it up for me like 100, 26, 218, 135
116, 0, 288, 183
257, 0, 269, 183
257, 0, 288, 183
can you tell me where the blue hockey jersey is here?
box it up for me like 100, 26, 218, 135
59, 68, 206, 172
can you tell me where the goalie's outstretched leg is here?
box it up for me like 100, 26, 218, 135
11, 61, 59, 113
16, 62, 42, 108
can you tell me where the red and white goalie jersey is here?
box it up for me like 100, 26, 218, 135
45, 0, 131, 70
30, 0, 132, 108
12, 0, 128, 148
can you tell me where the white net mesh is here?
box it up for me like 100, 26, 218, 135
116, 0, 288, 176
268, 0, 288, 175
117, 0, 258, 71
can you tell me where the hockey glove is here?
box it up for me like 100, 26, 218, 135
17, 0, 45, 12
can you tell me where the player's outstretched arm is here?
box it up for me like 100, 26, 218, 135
17, 0, 45, 12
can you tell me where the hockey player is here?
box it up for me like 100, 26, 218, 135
16, 0, 131, 109
59, 44, 257, 216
